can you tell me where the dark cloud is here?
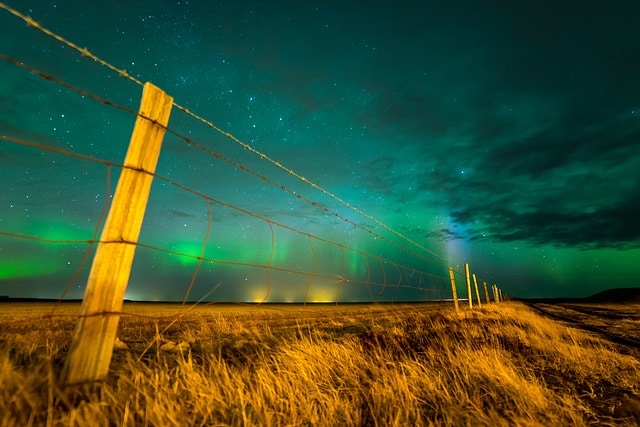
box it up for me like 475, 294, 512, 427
359, 155, 400, 197
483, 111, 640, 177
358, 97, 640, 250
170, 209, 194, 218
360, 89, 455, 139
424, 228, 465, 242
451, 186, 640, 249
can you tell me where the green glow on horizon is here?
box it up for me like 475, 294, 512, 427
28, 221, 94, 242
169, 241, 207, 266
2, 2, 640, 301
0, 257, 61, 280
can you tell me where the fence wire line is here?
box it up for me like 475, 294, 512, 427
0, 229, 448, 297
0, 13, 490, 297
0, 133, 447, 286
0, 52, 454, 275
1, 135, 453, 301
0, 2, 452, 268
181, 198, 212, 304
0, 2, 143, 87
0, 137, 470, 305
167, 126, 451, 271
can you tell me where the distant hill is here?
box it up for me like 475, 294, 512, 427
584, 287, 640, 303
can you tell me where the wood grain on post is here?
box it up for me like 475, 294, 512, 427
483, 281, 490, 304
465, 263, 472, 309
63, 83, 172, 385
472, 273, 482, 309
448, 267, 459, 312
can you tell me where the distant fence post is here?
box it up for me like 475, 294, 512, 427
483, 281, 490, 304
63, 82, 173, 385
472, 273, 482, 309
448, 267, 459, 311
493, 284, 500, 303
464, 263, 472, 309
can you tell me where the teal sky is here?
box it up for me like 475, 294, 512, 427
1, 1, 639, 301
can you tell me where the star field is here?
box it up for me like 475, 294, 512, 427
1, 1, 640, 301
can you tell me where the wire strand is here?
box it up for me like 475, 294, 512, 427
0, 2, 452, 268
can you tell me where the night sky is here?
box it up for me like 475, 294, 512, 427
1, 1, 639, 301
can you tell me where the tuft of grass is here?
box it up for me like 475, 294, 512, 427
1, 302, 640, 426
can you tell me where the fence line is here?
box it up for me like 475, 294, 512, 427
0, 227, 446, 296
1, 50, 450, 275
0, 7, 506, 297
0, 78, 501, 306
0, 56, 499, 305
0, 2, 510, 386
0, 51, 454, 275
0, 134, 452, 301
0, 2, 144, 87
0, 2, 452, 269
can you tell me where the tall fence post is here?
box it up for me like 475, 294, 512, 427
483, 281, 490, 304
448, 267, 459, 312
464, 263, 473, 309
63, 83, 173, 385
472, 273, 482, 309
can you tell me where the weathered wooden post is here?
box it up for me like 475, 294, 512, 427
472, 273, 482, 309
448, 267, 459, 312
483, 281, 490, 304
464, 263, 472, 309
499, 288, 504, 302
63, 83, 173, 385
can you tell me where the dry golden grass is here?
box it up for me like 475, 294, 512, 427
1, 301, 640, 426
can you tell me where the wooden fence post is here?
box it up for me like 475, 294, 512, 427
483, 281, 490, 304
448, 267, 459, 312
63, 83, 173, 385
464, 263, 472, 309
472, 273, 482, 309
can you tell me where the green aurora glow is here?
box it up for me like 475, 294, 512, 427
1, 1, 640, 301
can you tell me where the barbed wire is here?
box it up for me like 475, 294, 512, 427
0, 7, 502, 388
0, 1, 452, 269
0, 228, 449, 299
0, 3, 499, 301
1, 134, 452, 303
166, 127, 452, 271
0, 130, 445, 289
0, 52, 454, 277
0, 2, 144, 87
0, 130, 466, 308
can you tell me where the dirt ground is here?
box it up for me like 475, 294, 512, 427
527, 302, 640, 359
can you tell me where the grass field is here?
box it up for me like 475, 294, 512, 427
1, 301, 640, 426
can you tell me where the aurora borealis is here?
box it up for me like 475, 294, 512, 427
1, 1, 639, 301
